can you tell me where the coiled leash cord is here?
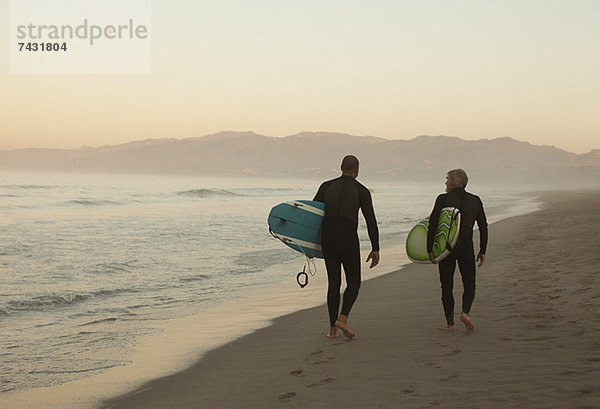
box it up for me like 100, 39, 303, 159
270, 227, 317, 289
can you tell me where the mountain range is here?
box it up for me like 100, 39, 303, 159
1, 132, 599, 186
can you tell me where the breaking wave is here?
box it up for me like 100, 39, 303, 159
65, 199, 124, 207
0, 184, 57, 190
176, 189, 243, 198
0, 289, 132, 316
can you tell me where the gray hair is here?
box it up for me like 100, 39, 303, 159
447, 168, 468, 188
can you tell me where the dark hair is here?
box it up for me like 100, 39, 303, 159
341, 155, 359, 172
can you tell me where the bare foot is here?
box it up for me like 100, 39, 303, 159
335, 315, 355, 339
460, 313, 475, 330
439, 325, 456, 331
326, 327, 339, 339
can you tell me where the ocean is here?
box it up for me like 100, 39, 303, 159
0, 171, 539, 407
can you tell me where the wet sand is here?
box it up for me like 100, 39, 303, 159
103, 191, 600, 409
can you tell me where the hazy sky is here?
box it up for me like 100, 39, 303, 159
1, 0, 599, 153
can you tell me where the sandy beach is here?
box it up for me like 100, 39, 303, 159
98, 190, 600, 409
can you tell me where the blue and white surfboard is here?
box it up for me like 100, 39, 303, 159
268, 200, 325, 259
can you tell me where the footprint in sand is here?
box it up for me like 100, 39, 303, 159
494, 314, 519, 322
525, 335, 557, 341
306, 377, 335, 387
440, 373, 459, 382
304, 350, 322, 364
278, 392, 296, 402
307, 349, 336, 365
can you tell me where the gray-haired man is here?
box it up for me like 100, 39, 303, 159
427, 169, 488, 331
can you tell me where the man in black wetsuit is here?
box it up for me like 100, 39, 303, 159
314, 155, 380, 339
427, 169, 488, 331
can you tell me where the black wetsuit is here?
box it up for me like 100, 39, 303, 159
314, 175, 379, 327
427, 187, 488, 325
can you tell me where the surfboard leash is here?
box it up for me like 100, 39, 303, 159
297, 265, 309, 288
292, 248, 317, 289
298, 256, 319, 296
444, 207, 461, 255
269, 227, 318, 289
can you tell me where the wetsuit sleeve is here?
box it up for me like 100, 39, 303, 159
427, 195, 444, 253
477, 198, 488, 255
360, 188, 380, 252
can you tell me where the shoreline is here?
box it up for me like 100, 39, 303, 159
101, 190, 600, 409
1, 237, 412, 409
0, 191, 562, 409
0, 244, 410, 409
